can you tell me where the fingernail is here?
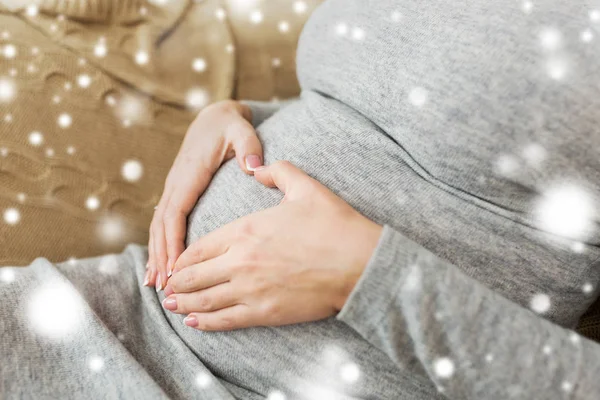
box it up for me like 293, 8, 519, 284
184, 315, 198, 327
254, 165, 266, 172
162, 297, 177, 311
245, 155, 262, 171
155, 274, 162, 292
164, 285, 174, 297
167, 259, 173, 278
145, 262, 150, 270
143, 269, 151, 286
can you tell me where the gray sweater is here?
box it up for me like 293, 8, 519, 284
2, 0, 600, 399
236, 0, 600, 398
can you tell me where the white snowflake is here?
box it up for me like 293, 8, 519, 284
485, 353, 494, 363
192, 58, 207, 73
86, 196, 100, 210
272, 58, 281, 68
590, 10, 600, 23
266, 391, 286, 400
278, 21, 290, 33
535, 185, 595, 239
572, 242, 585, 253
391, 11, 402, 22
45, 148, 55, 157
582, 282, 594, 294
88, 356, 104, 372
17, 193, 26, 202
66, 146, 76, 155
522, 143, 546, 166
546, 57, 568, 81
293, 1, 307, 14
569, 332, 581, 345
250, 10, 263, 24
0, 147, 7, 156
196, 372, 212, 388
97, 215, 125, 243
98, 255, 119, 275
539, 27, 562, 51
495, 154, 519, 176
542, 345, 552, 355
28, 131, 44, 146
408, 87, 428, 107
3, 114, 12, 123
105, 95, 117, 107
530, 293, 551, 314
340, 362, 361, 383
58, 113, 72, 128
225, 44, 235, 54
351, 27, 365, 41
581, 29, 594, 43
0, 268, 15, 283
31, 47, 39, 56
115, 95, 145, 124
522, 1, 533, 14
215, 8, 226, 21
77, 74, 92, 88
52, 95, 61, 104
94, 42, 107, 58
186, 88, 209, 110
3, 44, 17, 59
403, 264, 422, 291
0, 77, 16, 102
336, 23, 348, 36
28, 281, 85, 339
122, 160, 144, 182
433, 357, 455, 379
135, 51, 149, 65
26, 5, 39, 17
561, 381, 573, 393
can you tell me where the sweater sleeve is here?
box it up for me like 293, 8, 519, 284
336, 225, 600, 399
240, 98, 299, 128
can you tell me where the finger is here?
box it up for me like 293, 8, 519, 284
162, 283, 239, 314
144, 230, 154, 286
167, 256, 232, 294
173, 217, 246, 273
152, 201, 169, 291
253, 160, 316, 200
184, 304, 254, 331
145, 227, 157, 286
227, 119, 263, 174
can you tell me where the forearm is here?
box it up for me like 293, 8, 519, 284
337, 226, 600, 399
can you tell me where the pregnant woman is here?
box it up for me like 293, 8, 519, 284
2, 0, 600, 399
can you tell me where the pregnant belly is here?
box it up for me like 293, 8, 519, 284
163, 92, 596, 398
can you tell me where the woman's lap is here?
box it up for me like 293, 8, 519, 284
0, 246, 240, 399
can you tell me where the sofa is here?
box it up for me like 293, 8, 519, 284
1, 0, 599, 343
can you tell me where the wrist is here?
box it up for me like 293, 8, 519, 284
334, 218, 383, 312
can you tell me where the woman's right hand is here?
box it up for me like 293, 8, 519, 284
144, 100, 263, 291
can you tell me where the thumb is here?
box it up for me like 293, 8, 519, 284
228, 119, 264, 174
254, 161, 315, 200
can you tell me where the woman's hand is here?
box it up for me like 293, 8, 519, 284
145, 100, 263, 291
162, 161, 383, 331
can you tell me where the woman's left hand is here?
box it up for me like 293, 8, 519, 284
162, 161, 383, 331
